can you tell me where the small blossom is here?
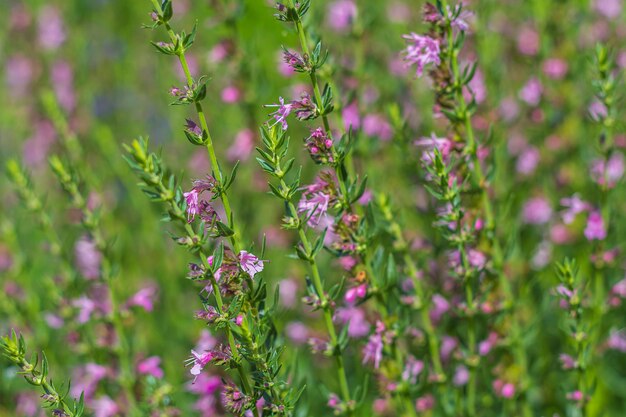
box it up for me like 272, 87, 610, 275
584, 211, 606, 241
519, 77, 543, 106
402, 356, 424, 384
186, 350, 214, 379
522, 197, 552, 225
137, 356, 164, 379
327, 0, 357, 32
185, 118, 203, 136
363, 321, 386, 369
75, 236, 102, 280
401, 33, 441, 77
184, 189, 201, 222
238, 250, 265, 278
560, 194, 591, 224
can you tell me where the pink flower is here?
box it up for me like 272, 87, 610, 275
335, 307, 370, 338
430, 294, 450, 322
75, 236, 102, 280
415, 394, 435, 412
522, 197, 552, 225
92, 396, 119, 417
591, 153, 624, 188
342, 101, 361, 130
402, 356, 424, 384
478, 332, 499, 356
560, 194, 591, 224
607, 330, 626, 352
517, 27, 539, 56
239, 250, 265, 278
298, 190, 330, 227
72, 296, 97, 324
362, 114, 393, 141
362, 321, 385, 368
127, 285, 158, 312
187, 350, 214, 379
221, 85, 241, 103
559, 353, 576, 370
137, 356, 164, 379
401, 33, 441, 77
38, 6, 65, 50
344, 284, 367, 304
184, 189, 201, 222
516, 146, 540, 175
542, 58, 568, 79
453, 365, 470, 386
519, 78, 543, 106
227, 129, 255, 162
285, 321, 310, 344
594, 0, 622, 18
326, 0, 357, 32
584, 211, 606, 241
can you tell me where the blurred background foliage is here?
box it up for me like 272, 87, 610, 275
1, 0, 626, 415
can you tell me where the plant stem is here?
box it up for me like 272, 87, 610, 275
441, 7, 531, 416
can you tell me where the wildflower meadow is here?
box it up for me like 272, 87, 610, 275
2, 0, 626, 416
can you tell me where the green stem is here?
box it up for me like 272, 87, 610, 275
441, 7, 531, 416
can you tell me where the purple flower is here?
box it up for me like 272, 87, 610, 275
137, 356, 164, 379
362, 321, 386, 369
186, 350, 214, 379
362, 114, 393, 141
91, 396, 119, 417
522, 197, 552, 225
401, 33, 441, 77
282, 49, 308, 72
285, 321, 310, 344
560, 194, 590, 224
327, 0, 357, 32
542, 58, 568, 79
516, 146, 540, 175
221, 85, 241, 104
591, 153, 624, 188
126, 285, 158, 312
72, 296, 97, 324
184, 189, 201, 222
453, 365, 470, 386
584, 211, 606, 241
447, 5, 473, 32
227, 128, 255, 162
266, 97, 293, 129
185, 118, 203, 136
594, 0, 622, 19
38, 6, 65, 50
298, 190, 331, 227
342, 101, 361, 130
74, 236, 101, 280
239, 250, 265, 278
221, 382, 250, 414
519, 77, 543, 106
402, 356, 424, 384
335, 307, 370, 338
607, 330, 626, 352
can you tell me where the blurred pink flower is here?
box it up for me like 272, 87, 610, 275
594, 0, 622, 18
542, 58, 568, 79
517, 27, 539, 56
91, 396, 119, 417
38, 6, 65, 50
327, 0, 357, 32
221, 85, 241, 103
522, 197, 552, 225
74, 236, 102, 280
519, 77, 543, 106
227, 129, 255, 162
137, 356, 164, 379
584, 211, 606, 241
